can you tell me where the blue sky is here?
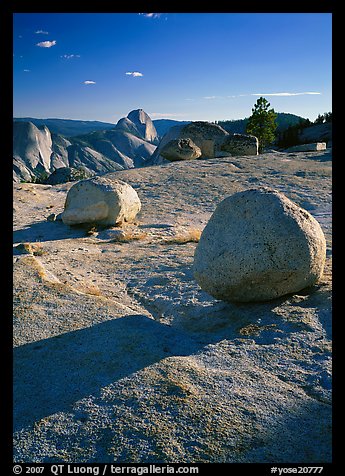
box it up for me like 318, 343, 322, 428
13, 13, 332, 124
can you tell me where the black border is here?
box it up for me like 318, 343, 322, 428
3, 2, 337, 473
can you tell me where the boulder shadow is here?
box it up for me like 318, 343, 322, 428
13, 220, 93, 244
161, 265, 331, 345
13, 314, 200, 432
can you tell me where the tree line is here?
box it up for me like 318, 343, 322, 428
237, 97, 332, 152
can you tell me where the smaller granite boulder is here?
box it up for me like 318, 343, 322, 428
46, 166, 93, 185
61, 176, 141, 226
220, 133, 259, 156
193, 187, 326, 302
284, 143, 327, 153
160, 138, 202, 161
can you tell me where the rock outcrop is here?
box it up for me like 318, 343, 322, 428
151, 121, 229, 164
298, 122, 332, 145
284, 142, 327, 153
220, 133, 258, 156
45, 166, 93, 185
61, 176, 141, 226
160, 138, 202, 161
193, 187, 326, 302
180, 122, 229, 158
150, 121, 259, 164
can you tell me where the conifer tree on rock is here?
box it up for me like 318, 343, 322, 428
246, 97, 277, 153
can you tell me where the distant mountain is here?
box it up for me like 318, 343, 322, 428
218, 113, 306, 135
13, 121, 124, 183
14, 110, 327, 183
13, 110, 158, 182
116, 109, 159, 144
13, 117, 116, 137
70, 109, 158, 168
70, 128, 156, 169
274, 113, 309, 132
13, 121, 55, 182
13, 112, 307, 140
216, 118, 248, 134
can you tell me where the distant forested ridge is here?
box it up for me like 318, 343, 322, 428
216, 113, 306, 135
13, 117, 116, 137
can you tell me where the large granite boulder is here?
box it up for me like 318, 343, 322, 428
180, 122, 229, 158
151, 121, 229, 163
193, 187, 326, 302
160, 138, 202, 161
220, 133, 258, 156
61, 176, 141, 226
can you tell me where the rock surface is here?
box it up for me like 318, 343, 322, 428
160, 138, 202, 161
151, 121, 229, 163
285, 142, 327, 153
61, 176, 141, 226
299, 122, 332, 145
13, 149, 332, 463
221, 133, 258, 156
46, 166, 93, 185
193, 187, 326, 302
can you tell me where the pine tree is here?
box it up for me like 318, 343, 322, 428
314, 114, 325, 125
246, 97, 277, 153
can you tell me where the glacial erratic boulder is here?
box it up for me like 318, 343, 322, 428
220, 133, 258, 156
160, 138, 202, 161
46, 166, 93, 185
178, 121, 229, 158
61, 176, 141, 226
150, 121, 229, 164
193, 187, 326, 302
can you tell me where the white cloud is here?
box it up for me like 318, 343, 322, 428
61, 54, 80, 59
125, 71, 143, 77
139, 13, 161, 18
252, 92, 321, 97
36, 40, 57, 48
23, 69, 30, 72
83, 80, 96, 85
35, 30, 49, 34
203, 96, 219, 100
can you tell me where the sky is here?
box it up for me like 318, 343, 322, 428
13, 12, 332, 124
